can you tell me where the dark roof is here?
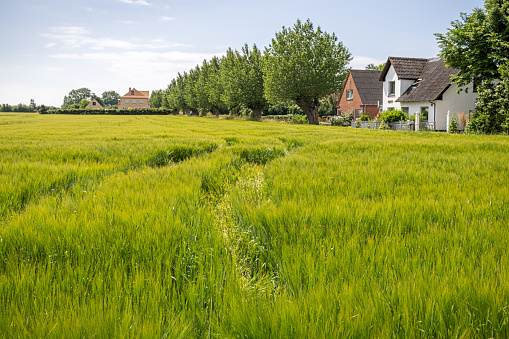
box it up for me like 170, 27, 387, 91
379, 57, 428, 81
338, 70, 382, 106
397, 58, 460, 102
349, 70, 383, 105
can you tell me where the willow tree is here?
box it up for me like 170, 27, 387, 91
263, 19, 351, 124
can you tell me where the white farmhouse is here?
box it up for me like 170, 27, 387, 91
379, 57, 477, 130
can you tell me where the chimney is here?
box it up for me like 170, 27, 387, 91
129, 87, 131, 92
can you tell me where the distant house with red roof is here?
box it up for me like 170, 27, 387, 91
118, 87, 150, 109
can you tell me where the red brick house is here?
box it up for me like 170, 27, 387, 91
337, 70, 382, 119
118, 87, 150, 109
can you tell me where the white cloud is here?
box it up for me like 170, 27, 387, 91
161, 16, 175, 21
51, 26, 90, 35
42, 26, 188, 50
349, 56, 386, 70
118, 0, 152, 6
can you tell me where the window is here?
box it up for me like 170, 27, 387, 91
132, 100, 136, 104
125, 100, 129, 104
346, 89, 353, 100
131, 91, 135, 95
388, 107, 395, 111
355, 109, 362, 118
140, 100, 143, 104
473, 78, 480, 93
389, 81, 396, 96
401, 107, 409, 114
92, 101, 96, 106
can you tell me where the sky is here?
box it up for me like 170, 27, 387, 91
0, 0, 485, 107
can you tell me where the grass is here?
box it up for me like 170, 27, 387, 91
0, 113, 508, 337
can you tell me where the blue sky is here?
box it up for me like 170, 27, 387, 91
0, 0, 484, 107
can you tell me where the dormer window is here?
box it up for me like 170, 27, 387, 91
131, 91, 135, 95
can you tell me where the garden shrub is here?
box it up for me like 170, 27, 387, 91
379, 109, 408, 123
358, 114, 370, 121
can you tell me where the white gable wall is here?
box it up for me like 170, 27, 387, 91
382, 66, 400, 111
382, 65, 415, 111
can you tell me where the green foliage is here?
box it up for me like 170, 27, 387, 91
62, 88, 95, 108
263, 19, 351, 124
435, 2, 509, 88
332, 111, 353, 126
467, 80, 509, 133
365, 62, 386, 70
449, 115, 458, 133
379, 109, 408, 123
318, 94, 339, 117
0, 103, 36, 112
220, 44, 266, 120
101, 91, 120, 107
79, 99, 90, 109
358, 113, 370, 121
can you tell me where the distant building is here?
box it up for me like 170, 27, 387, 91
85, 99, 103, 110
337, 70, 383, 120
118, 87, 150, 109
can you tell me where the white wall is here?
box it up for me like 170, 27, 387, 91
434, 83, 477, 130
382, 65, 415, 111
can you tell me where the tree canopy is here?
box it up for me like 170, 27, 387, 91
435, 1, 509, 87
263, 19, 351, 124
365, 63, 386, 71
221, 44, 266, 120
101, 91, 120, 107
62, 88, 95, 108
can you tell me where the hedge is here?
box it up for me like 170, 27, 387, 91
42, 108, 177, 115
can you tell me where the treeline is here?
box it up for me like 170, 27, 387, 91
43, 108, 175, 115
62, 88, 120, 109
0, 99, 47, 113
150, 19, 351, 124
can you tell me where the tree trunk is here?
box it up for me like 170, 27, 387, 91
252, 107, 263, 121
231, 107, 237, 116
297, 99, 319, 124
214, 107, 219, 118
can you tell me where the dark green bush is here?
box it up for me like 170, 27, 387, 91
358, 114, 370, 121
379, 109, 408, 123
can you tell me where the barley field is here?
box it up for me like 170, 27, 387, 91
1, 113, 508, 338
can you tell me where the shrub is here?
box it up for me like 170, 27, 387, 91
379, 109, 408, 123
358, 114, 370, 121
449, 116, 458, 133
